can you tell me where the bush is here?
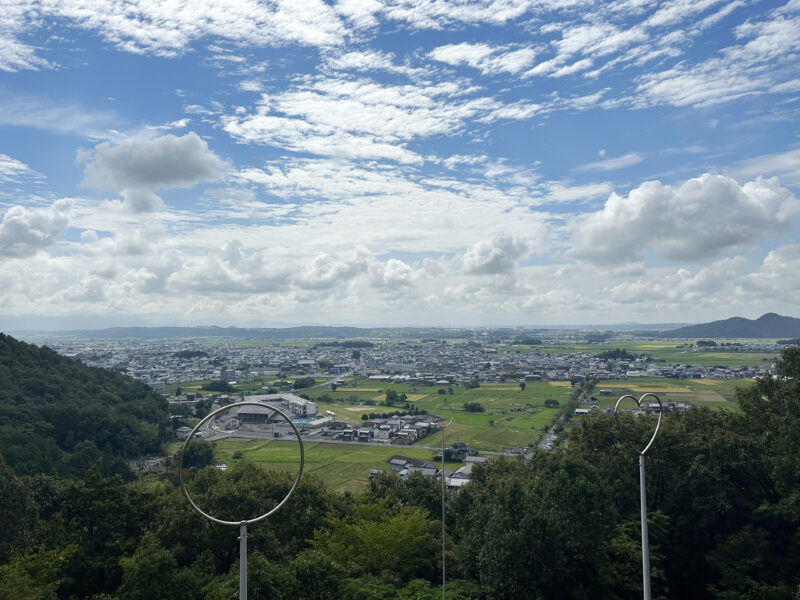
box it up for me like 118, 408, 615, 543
464, 402, 485, 413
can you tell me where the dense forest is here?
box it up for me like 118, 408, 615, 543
1, 335, 799, 599
0, 333, 170, 476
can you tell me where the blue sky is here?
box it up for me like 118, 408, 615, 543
1, 0, 799, 329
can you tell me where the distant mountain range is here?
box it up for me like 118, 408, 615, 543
10, 325, 469, 340
660, 313, 800, 338
7, 313, 799, 340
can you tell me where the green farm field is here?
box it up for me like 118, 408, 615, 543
204, 375, 759, 492
501, 339, 779, 367
580, 377, 749, 412
212, 439, 459, 493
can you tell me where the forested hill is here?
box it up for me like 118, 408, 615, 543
660, 312, 800, 338
0, 332, 169, 476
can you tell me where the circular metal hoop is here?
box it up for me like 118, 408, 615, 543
613, 393, 662, 456
432, 402, 455, 428
178, 400, 305, 526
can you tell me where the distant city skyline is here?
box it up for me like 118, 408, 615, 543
1, 1, 799, 327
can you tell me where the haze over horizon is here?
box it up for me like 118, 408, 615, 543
1, 0, 799, 328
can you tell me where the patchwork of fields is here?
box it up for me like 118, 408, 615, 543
204, 376, 753, 491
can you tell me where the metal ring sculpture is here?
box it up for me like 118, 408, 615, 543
431, 402, 455, 429
178, 401, 305, 526
613, 393, 662, 455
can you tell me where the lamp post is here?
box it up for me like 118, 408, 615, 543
614, 393, 662, 600
179, 401, 304, 600
432, 402, 454, 600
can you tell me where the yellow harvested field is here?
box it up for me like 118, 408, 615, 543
688, 379, 719, 385
625, 384, 689, 393
340, 387, 381, 392
549, 381, 572, 387
403, 394, 430, 402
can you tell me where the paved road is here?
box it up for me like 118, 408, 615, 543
538, 431, 556, 451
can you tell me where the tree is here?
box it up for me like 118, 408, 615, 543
293, 376, 316, 389
0, 545, 77, 600
0, 453, 36, 561
544, 399, 560, 408
385, 389, 400, 406
201, 380, 234, 393
519, 382, 526, 391
331, 383, 338, 392
312, 503, 438, 583
451, 453, 615, 599
194, 397, 213, 418
464, 402, 485, 413
181, 439, 214, 469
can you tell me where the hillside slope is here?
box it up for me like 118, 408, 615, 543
662, 313, 800, 338
0, 333, 169, 475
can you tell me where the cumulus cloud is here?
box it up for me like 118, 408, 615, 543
741, 244, 800, 299
371, 258, 415, 287
461, 235, 534, 275
0, 199, 72, 258
81, 133, 229, 212
296, 248, 370, 289
570, 174, 800, 264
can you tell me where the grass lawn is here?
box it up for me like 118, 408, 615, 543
212, 439, 456, 494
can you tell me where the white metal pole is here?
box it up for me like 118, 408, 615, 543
240, 522, 247, 600
441, 426, 446, 600
639, 454, 651, 600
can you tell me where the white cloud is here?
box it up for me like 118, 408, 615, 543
0, 154, 38, 183
0, 94, 118, 139
429, 43, 536, 75
222, 76, 539, 163
741, 244, 800, 301
334, 0, 383, 29
81, 132, 229, 212
732, 148, 800, 186
636, 9, 800, 107
0, 34, 53, 72
40, 0, 346, 55
461, 235, 535, 275
0, 3, 53, 72
574, 152, 644, 173
570, 174, 800, 264
324, 49, 422, 75
607, 256, 746, 307
0, 199, 72, 258
384, 0, 539, 29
